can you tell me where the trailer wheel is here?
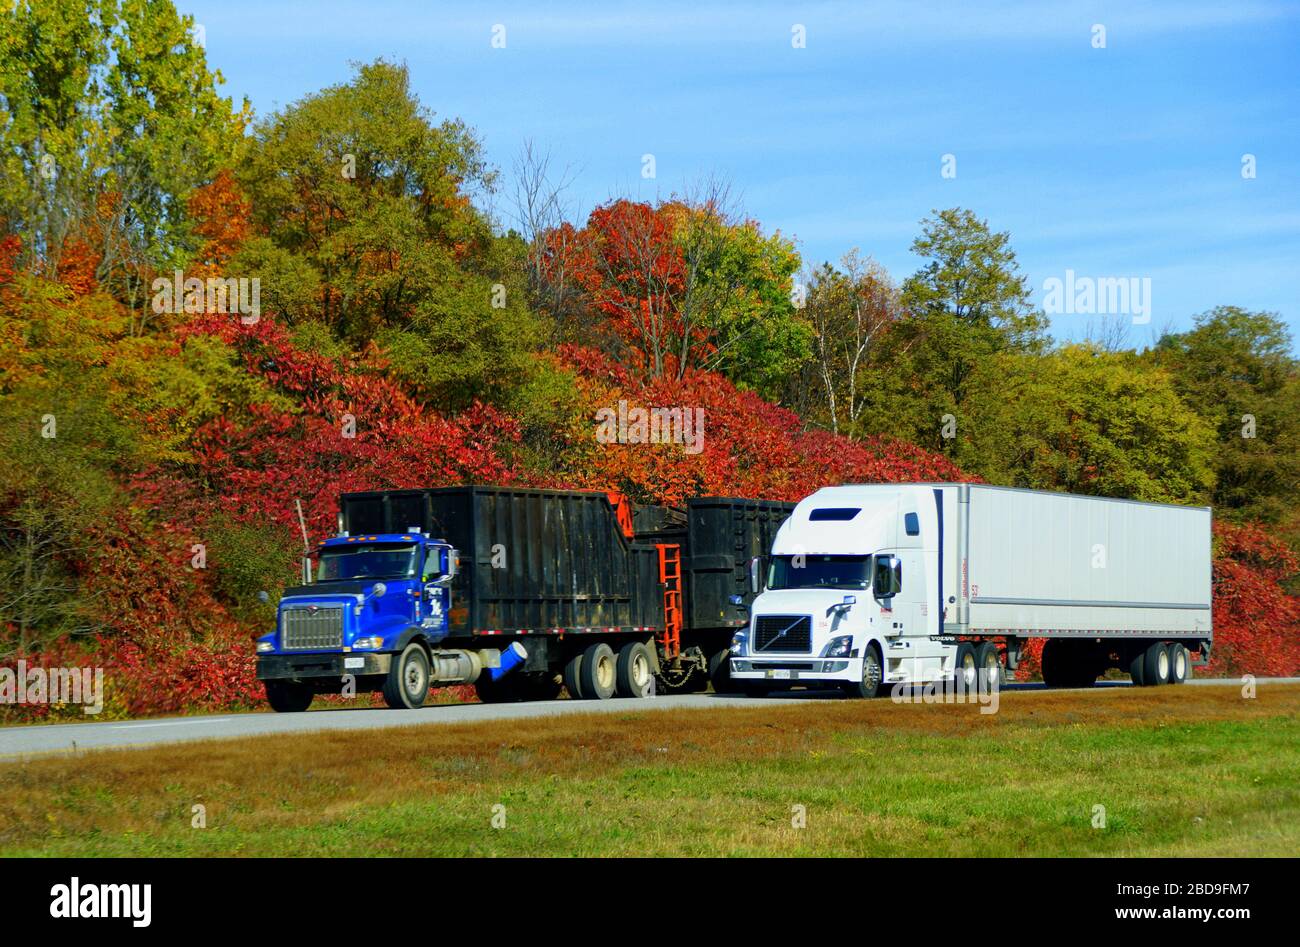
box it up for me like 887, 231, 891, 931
579, 642, 617, 700
974, 641, 1001, 689
382, 642, 431, 709
1143, 642, 1171, 686
562, 652, 585, 700
1128, 649, 1147, 686
616, 642, 654, 698
955, 643, 977, 690
1168, 644, 1188, 684
843, 644, 885, 699
1040, 639, 1072, 688
265, 680, 313, 713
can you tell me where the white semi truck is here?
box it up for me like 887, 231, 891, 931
728, 484, 1212, 696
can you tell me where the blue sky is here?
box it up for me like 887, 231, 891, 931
185, 0, 1300, 348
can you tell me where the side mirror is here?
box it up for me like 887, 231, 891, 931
728, 593, 745, 608
748, 556, 763, 594
257, 590, 270, 604
873, 555, 902, 598
370, 582, 387, 599
842, 594, 857, 607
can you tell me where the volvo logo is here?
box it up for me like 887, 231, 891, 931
758, 617, 803, 651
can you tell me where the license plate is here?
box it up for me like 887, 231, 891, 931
343, 657, 365, 670
768, 669, 793, 680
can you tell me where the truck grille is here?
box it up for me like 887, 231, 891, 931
753, 615, 812, 653
281, 606, 345, 650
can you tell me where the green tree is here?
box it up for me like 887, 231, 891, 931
960, 345, 1216, 503
0, 0, 247, 321
875, 208, 1045, 452
235, 59, 538, 409
1150, 306, 1300, 521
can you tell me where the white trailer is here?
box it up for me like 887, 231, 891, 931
728, 483, 1212, 696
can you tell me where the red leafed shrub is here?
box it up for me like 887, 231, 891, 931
550, 345, 968, 505
1208, 521, 1300, 677
165, 314, 520, 540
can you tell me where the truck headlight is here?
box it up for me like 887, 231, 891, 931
822, 635, 853, 658
729, 630, 747, 655
352, 636, 385, 650
256, 641, 274, 653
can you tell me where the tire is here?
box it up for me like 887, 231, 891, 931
382, 642, 431, 709
843, 643, 885, 699
974, 641, 1001, 689
1168, 643, 1188, 685
1143, 641, 1171, 686
562, 651, 585, 699
954, 642, 977, 690
579, 642, 617, 700
615, 641, 654, 698
707, 647, 740, 694
1040, 639, 1073, 688
265, 679, 313, 713
1129, 648, 1148, 686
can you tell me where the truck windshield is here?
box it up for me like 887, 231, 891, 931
767, 554, 872, 590
316, 543, 419, 582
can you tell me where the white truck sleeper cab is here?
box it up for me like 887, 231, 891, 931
729, 483, 1213, 697
730, 484, 949, 696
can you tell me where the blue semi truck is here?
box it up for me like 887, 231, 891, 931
255, 486, 792, 711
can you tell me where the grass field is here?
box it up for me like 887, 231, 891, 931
1, 684, 1296, 856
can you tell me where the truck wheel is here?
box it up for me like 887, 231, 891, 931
615, 641, 654, 698
265, 680, 313, 713
1040, 639, 1072, 688
1142, 642, 1171, 686
955, 643, 977, 690
1168, 644, 1188, 684
382, 642, 431, 709
579, 642, 617, 700
707, 647, 740, 694
1128, 649, 1147, 686
562, 651, 585, 699
843, 644, 885, 699
974, 641, 1001, 688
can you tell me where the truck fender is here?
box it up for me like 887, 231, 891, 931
391, 626, 431, 655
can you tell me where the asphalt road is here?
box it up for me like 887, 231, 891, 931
1, 677, 1293, 760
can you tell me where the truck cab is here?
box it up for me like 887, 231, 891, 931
255, 530, 462, 711
729, 485, 956, 697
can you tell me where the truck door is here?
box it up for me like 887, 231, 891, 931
876, 548, 927, 638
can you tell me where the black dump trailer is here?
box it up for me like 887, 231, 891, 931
338, 486, 793, 700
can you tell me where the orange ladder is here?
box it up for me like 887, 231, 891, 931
656, 543, 683, 659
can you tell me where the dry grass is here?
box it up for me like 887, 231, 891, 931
1, 683, 1296, 856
